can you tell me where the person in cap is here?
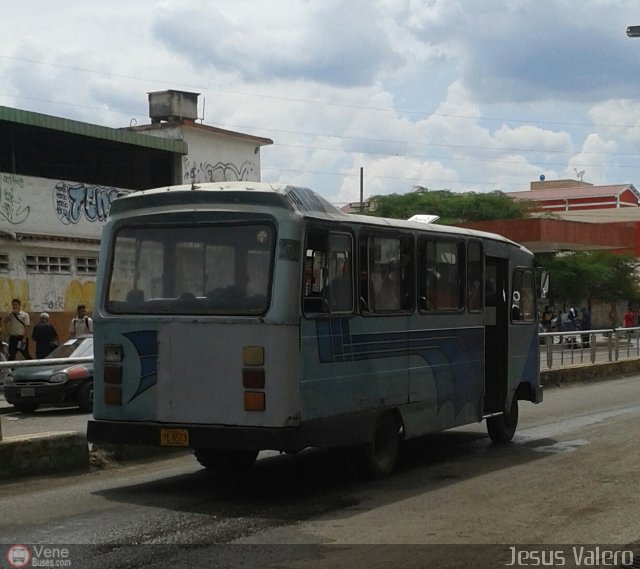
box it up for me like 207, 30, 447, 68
32, 312, 59, 359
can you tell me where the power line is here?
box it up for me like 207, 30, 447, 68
269, 141, 640, 168
2, 53, 640, 130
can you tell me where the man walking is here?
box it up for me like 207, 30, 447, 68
2, 298, 32, 360
32, 312, 59, 359
69, 304, 93, 337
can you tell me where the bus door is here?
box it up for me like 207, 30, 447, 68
483, 256, 508, 414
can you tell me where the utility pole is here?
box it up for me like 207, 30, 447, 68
359, 167, 364, 212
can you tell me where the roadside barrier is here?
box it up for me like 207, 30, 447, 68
539, 326, 640, 369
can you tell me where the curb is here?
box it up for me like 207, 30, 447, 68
0, 431, 88, 480
540, 357, 640, 387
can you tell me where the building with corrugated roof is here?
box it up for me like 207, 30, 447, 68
505, 179, 640, 214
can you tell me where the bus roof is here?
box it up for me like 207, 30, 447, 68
110, 181, 529, 252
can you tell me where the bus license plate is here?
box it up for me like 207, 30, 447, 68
20, 388, 35, 397
160, 429, 189, 447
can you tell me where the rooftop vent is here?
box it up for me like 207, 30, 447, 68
148, 90, 199, 123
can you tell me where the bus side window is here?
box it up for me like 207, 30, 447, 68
512, 268, 535, 322
365, 233, 413, 313
303, 228, 353, 315
467, 241, 483, 312
419, 238, 463, 312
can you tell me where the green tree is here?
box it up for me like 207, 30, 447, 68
537, 251, 640, 305
370, 188, 531, 224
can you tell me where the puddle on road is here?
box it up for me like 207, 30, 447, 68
516, 405, 640, 442
514, 405, 640, 454
530, 438, 590, 454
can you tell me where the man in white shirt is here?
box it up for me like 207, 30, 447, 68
69, 304, 93, 337
2, 298, 32, 360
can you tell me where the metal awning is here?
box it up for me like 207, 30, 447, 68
0, 105, 187, 154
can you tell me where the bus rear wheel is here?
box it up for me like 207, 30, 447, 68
193, 449, 259, 472
363, 412, 400, 478
487, 398, 519, 443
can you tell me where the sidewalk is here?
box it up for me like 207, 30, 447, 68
0, 394, 88, 479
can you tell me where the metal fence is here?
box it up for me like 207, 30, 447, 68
539, 326, 640, 369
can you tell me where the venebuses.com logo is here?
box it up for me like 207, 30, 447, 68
5, 544, 72, 567
6, 545, 30, 568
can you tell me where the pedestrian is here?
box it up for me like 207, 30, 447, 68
552, 309, 564, 343
0, 341, 8, 383
623, 304, 635, 328
2, 298, 32, 360
69, 304, 93, 337
541, 305, 553, 332
566, 306, 578, 346
32, 312, 59, 359
580, 306, 591, 348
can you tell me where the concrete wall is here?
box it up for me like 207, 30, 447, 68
0, 172, 125, 240
181, 127, 262, 183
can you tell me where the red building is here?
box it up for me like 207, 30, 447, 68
459, 179, 640, 256
506, 179, 640, 213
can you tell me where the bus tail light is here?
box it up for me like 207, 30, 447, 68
104, 387, 122, 405
242, 345, 265, 411
242, 368, 265, 389
244, 391, 265, 412
243, 346, 264, 366
104, 365, 122, 384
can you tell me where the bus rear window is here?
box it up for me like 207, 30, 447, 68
106, 223, 274, 315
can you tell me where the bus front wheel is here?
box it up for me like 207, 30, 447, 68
363, 412, 400, 478
193, 449, 259, 472
487, 398, 519, 443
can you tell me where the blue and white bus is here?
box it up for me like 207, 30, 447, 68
87, 182, 542, 476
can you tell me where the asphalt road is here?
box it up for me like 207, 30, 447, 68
1, 375, 639, 568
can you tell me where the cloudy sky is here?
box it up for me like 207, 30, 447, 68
3, 1, 640, 205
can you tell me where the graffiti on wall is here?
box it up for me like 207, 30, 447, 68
54, 182, 120, 225
183, 159, 256, 183
0, 174, 30, 225
42, 290, 65, 312
0, 277, 95, 313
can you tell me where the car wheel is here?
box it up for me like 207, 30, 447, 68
76, 380, 93, 413
14, 402, 38, 413
487, 398, 519, 443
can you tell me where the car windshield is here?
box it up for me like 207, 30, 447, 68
47, 337, 93, 359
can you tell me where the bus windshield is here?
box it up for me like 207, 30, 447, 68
105, 223, 275, 315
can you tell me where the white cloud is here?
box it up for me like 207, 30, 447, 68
568, 134, 618, 185
2, 0, 640, 202
589, 100, 640, 144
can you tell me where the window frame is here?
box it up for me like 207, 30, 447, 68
511, 266, 536, 323
417, 236, 465, 314
358, 229, 415, 316
302, 225, 355, 318
25, 255, 72, 274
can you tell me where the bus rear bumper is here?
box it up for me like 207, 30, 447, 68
87, 415, 375, 453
